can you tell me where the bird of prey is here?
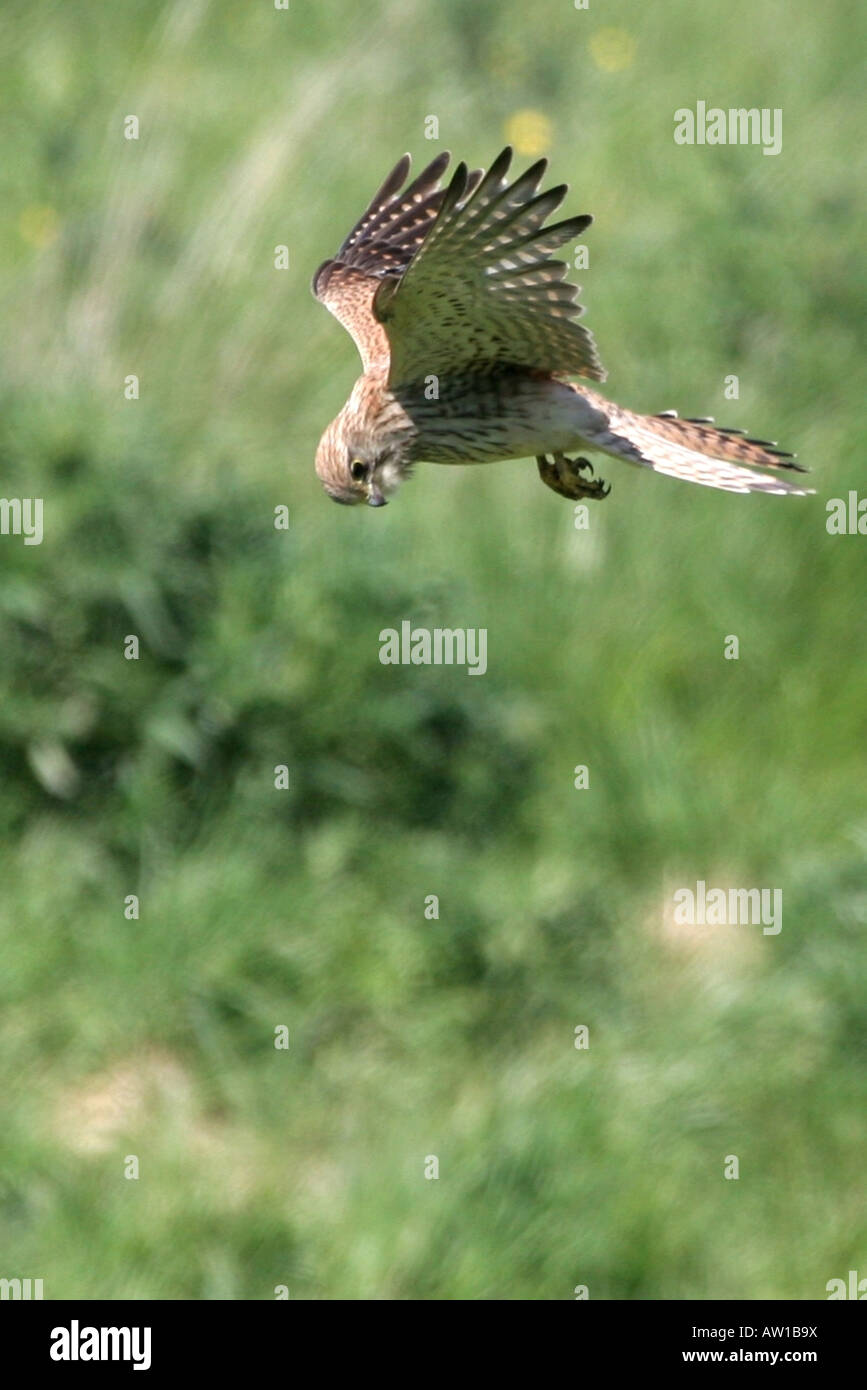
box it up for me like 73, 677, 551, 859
312, 147, 809, 508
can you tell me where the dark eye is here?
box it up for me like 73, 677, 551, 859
350, 459, 367, 482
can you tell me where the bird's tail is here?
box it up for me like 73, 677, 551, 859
586, 399, 812, 496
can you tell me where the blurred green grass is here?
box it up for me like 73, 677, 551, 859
1, 0, 866, 1299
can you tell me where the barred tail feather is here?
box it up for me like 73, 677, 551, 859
589, 404, 812, 496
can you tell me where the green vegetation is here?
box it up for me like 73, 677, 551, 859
0, 0, 865, 1299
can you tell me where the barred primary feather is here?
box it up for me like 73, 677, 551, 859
313, 148, 604, 385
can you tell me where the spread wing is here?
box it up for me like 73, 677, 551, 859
375, 147, 606, 387
311, 151, 481, 372
312, 148, 604, 385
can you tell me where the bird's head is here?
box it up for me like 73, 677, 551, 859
315, 393, 414, 509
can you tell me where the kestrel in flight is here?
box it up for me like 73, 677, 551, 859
312, 147, 809, 508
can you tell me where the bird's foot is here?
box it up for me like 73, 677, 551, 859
536, 453, 611, 501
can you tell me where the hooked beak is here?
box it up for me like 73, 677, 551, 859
367, 485, 388, 508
